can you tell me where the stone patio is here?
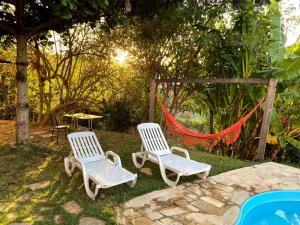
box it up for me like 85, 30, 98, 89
117, 162, 300, 225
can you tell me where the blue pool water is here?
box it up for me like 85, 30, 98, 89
235, 191, 300, 225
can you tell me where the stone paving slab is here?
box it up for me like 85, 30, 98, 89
62, 201, 83, 214
79, 217, 105, 225
117, 162, 300, 225
28, 181, 50, 191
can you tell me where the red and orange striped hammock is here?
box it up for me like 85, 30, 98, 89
157, 96, 264, 151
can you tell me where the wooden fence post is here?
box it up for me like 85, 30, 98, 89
149, 79, 156, 122
256, 78, 278, 161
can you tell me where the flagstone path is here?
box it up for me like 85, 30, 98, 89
117, 162, 300, 225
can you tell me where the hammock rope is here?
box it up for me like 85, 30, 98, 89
156, 96, 265, 151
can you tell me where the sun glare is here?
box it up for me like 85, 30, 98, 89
114, 49, 128, 64
281, 0, 300, 46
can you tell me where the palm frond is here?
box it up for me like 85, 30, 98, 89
286, 137, 300, 150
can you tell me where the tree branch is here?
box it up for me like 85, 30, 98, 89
0, 21, 16, 36
24, 17, 66, 38
15, 0, 25, 32
1, 0, 16, 4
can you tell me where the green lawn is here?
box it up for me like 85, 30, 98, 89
0, 130, 253, 225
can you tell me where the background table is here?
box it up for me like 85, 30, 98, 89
64, 113, 103, 131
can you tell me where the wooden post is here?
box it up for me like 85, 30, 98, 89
256, 78, 278, 161
149, 79, 156, 122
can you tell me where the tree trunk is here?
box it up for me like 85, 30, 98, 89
35, 43, 45, 124
16, 35, 30, 144
244, 115, 262, 160
37, 79, 45, 124
268, 144, 281, 162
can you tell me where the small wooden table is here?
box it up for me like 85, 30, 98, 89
64, 113, 103, 131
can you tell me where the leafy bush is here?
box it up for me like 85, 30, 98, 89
0, 103, 16, 119
0, 72, 16, 120
102, 99, 133, 132
282, 142, 300, 164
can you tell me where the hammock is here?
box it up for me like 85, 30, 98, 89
157, 96, 264, 151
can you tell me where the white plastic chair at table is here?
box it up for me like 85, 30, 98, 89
64, 132, 137, 200
133, 123, 211, 187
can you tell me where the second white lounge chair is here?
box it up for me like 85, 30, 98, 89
133, 123, 211, 187
64, 132, 137, 200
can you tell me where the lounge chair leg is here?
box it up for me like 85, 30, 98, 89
94, 186, 100, 200
127, 176, 137, 187
64, 157, 75, 176
197, 170, 210, 179
83, 172, 97, 200
51, 129, 54, 142
132, 152, 147, 169
162, 171, 181, 187
56, 129, 59, 145
158, 164, 181, 187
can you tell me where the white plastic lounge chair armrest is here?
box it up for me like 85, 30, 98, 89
171, 146, 190, 159
106, 151, 122, 167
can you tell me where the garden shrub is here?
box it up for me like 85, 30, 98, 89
102, 99, 133, 132
0, 73, 16, 120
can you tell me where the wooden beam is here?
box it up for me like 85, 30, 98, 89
149, 79, 156, 122
0, 59, 12, 64
256, 78, 278, 161
156, 78, 270, 84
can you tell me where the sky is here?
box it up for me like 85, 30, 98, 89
281, 0, 300, 46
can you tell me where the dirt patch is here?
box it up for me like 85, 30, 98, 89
0, 120, 16, 146
0, 120, 54, 147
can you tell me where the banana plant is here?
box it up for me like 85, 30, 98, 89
265, 0, 300, 157
268, 42, 300, 152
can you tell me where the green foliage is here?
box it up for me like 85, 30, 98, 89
0, 48, 16, 119
268, 40, 300, 153
0, 0, 123, 39
102, 99, 133, 132
276, 143, 300, 164
286, 137, 300, 150
270, 108, 286, 148
0, 74, 16, 119
267, 0, 285, 66
282, 43, 300, 79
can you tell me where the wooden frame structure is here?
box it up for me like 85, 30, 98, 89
0, 59, 12, 64
149, 77, 278, 161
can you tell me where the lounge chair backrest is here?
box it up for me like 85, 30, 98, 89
137, 123, 171, 156
68, 132, 106, 163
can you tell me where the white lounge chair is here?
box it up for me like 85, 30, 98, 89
133, 123, 211, 187
64, 132, 137, 200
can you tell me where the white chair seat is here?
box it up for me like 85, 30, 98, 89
85, 160, 138, 188
158, 154, 211, 176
